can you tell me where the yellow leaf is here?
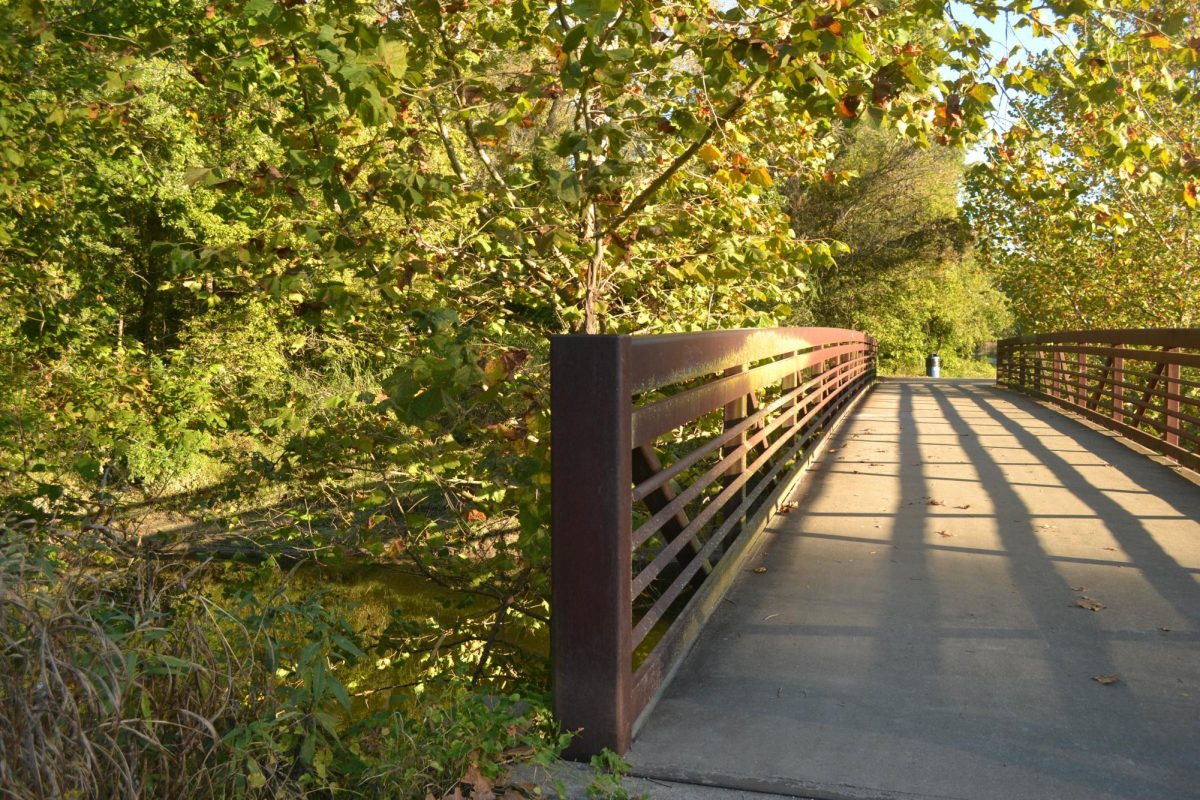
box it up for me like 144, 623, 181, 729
1185, 182, 1197, 209
748, 166, 773, 187
1145, 33, 1171, 50
697, 143, 723, 166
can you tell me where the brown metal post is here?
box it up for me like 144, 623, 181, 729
781, 351, 799, 428
1075, 351, 1086, 407
722, 364, 749, 479
1112, 349, 1125, 425
551, 334, 633, 758
1165, 348, 1181, 448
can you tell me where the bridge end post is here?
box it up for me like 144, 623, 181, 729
550, 334, 633, 759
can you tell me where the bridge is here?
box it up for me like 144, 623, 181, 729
549, 329, 1200, 800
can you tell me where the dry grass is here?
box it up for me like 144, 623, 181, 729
0, 521, 283, 799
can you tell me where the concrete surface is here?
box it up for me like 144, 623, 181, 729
512, 760, 799, 799
626, 379, 1200, 800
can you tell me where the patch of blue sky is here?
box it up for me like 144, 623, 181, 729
945, 1, 1062, 162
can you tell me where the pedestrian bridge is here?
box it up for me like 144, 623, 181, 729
549, 329, 1199, 800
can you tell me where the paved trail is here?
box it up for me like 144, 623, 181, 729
626, 379, 1200, 800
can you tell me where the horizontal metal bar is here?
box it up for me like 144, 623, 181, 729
1008, 343, 1200, 369
632, 345, 868, 445
1001, 329, 1200, 349
631, 401, 817, 590
631, 357, 865, 502
628, 327, 872, 394
631, 374, 869, 645
630, 359, 868, 550
1008, 384, 1200, 473
1021, 355, 1200, 409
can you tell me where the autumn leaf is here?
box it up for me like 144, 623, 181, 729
811, 15, 843, 35
1092, 674, 1120, 685
1076, 596, 1106, 612
836, 94, 861, 119
1143, 33, 1171, 50
460, 764, 493, 799
752, 566, 768, 574
1184, 182, 1197, 209
697, 143, 723, 166
748, 166, 773, 187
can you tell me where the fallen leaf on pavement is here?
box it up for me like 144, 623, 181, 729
936, 530, 953, 538
779, 502, 796, 513
928, 499, 945, 506
954, 504, 972, 509
1092, 674, 1120, 685
753, 566, 768, 574
1076, 596, 1106, 611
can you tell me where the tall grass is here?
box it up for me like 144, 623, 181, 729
0, 519, 561, 799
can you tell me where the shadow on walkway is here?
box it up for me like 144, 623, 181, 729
628, 379, 1200, 800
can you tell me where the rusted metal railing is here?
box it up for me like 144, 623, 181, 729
550, 328, 876, 757
997, 329, 1200, 473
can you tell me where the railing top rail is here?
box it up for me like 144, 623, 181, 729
1001, 328, 1200, 348
620, 326, 872, 394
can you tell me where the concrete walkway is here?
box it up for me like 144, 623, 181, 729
627, 379, 1200, 800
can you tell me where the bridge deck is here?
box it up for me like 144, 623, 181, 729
627, 379, 1200, 800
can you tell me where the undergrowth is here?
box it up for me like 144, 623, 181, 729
0, 518, 566, 799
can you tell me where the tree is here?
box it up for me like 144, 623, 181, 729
963, 0, 1199, 331
790, 123, 1011, 369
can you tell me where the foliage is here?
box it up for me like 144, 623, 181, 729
0, 519, 562, 799
964, 0, 1199, 331
790, 124, 1011, 368
585, 750, 645, 800
0, 0, 1196, 792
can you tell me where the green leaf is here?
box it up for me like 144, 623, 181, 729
379, 39, 407, 79
844, 32, 872, 64
563, 24, 587, 54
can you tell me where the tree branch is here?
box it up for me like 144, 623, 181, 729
604, 72, 768, 236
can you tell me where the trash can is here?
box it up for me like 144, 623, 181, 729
925, 353, 941, 378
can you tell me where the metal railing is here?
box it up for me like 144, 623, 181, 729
997, 329, 1200, 473
550, 328, 876, 757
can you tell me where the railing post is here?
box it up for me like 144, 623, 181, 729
722, 364, 749, 478
1165, 347, 1181, 448
1112, 348, 1125, 425
781, 351, 799, 428
1075, 351, 1086, 407
550, 334, 633, 758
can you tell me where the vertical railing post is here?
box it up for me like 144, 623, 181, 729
781, 351, 799, 429
1075, 351, 1086, 407
550, 334, 633, 758
722, 364, 749, 478
1052, 350, 1063, 399
1165, 348, 1181, 448
1112, 347, 1125, 425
